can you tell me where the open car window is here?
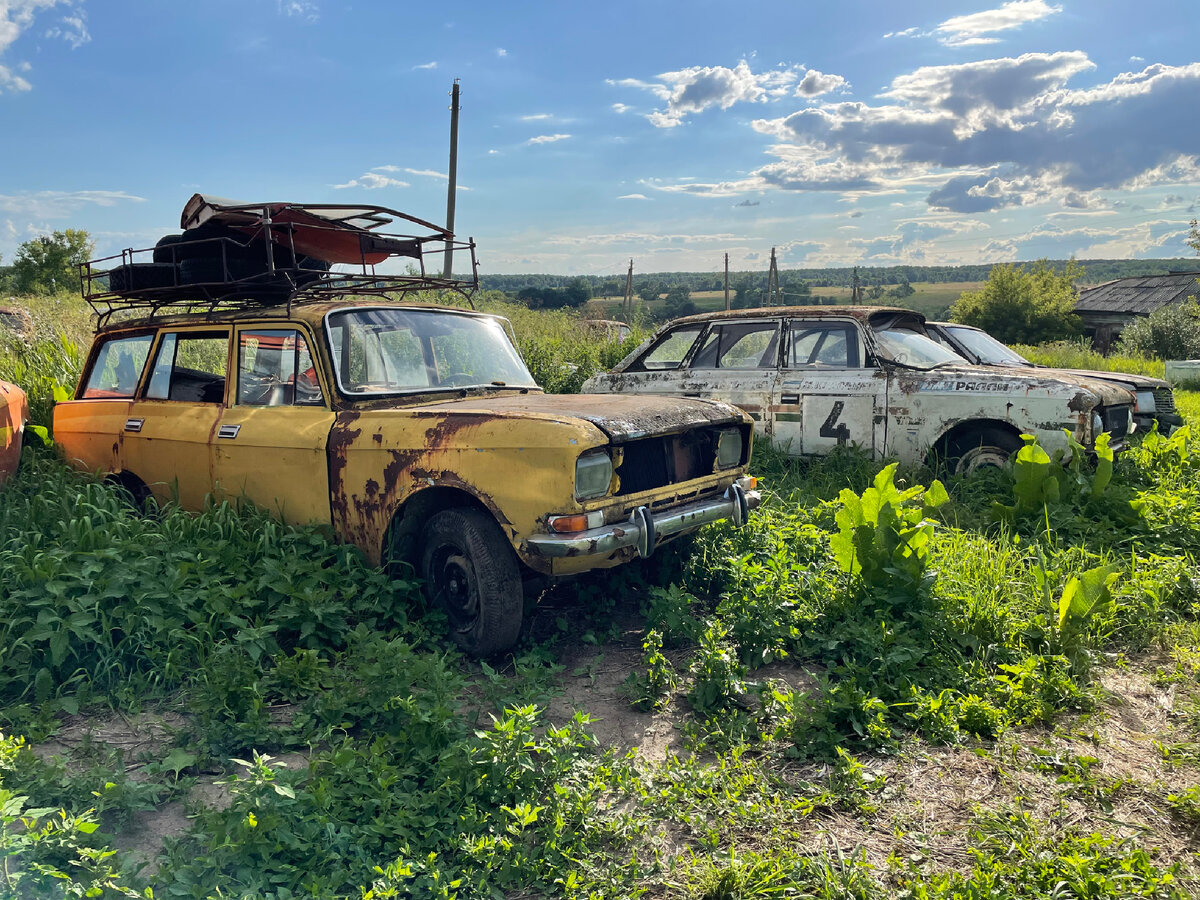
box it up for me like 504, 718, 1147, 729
786, 322, 860, 368
690, 321, 780, 369
636, 325, 703, 371
144, 331, 230, 403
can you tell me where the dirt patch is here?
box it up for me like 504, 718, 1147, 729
32, 708, 188, 768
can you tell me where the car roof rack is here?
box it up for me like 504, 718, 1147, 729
79, 195, 479, 327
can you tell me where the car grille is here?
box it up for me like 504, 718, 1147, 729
615, 425, 748, 495
1153, 387, 1177, 414
1100, 404, 1131, 439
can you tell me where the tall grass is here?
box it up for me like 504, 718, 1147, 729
1012, 337, 1166, 378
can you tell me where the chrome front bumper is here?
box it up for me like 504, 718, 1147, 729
526, 480, 762, 560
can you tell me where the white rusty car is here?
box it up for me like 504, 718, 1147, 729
582, 306, 1136, 473
923, 320, 1183, 435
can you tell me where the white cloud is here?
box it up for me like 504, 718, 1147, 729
0, 190, 145, 218
527, 133, 571, 144
543, 230, 739, 248
521, 113, 552, 121
414, 61, 437, 70
611, 60, 801, 128
617, 193, 648, 200
277, 0, 318, 21
1130, 55, 1145, 63
0, 0, 78, 93
936, 0, 1060, 47
496, 47, 507, 57
611, 102, 631, 114
401, 167, 449, 180
43, 10, 88, 48
332, 173, 410, 190
487, 149, 499, 155
883, 26, 922, 39
796, 69, 847, 98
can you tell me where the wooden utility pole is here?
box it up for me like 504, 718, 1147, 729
766, 247, 780, 307
724, 253, 730, 310
622, 258, 634, 320
442, 79, 461, 279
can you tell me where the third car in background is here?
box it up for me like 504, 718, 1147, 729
924, 321, 1182, 435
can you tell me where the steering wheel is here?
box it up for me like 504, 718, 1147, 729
242, 375, 278, 405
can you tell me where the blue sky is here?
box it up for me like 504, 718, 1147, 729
1, 0, 1199, 277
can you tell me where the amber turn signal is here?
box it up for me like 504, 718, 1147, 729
548, 511, 605, 533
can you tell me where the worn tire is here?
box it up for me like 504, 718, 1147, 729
419, 507, 523, 656
942, 427, 1023, 476
107, 263, 178, 293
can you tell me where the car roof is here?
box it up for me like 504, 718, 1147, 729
666, 305, 922, 326
94, 298, 499, 334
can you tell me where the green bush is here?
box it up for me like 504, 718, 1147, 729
950, 260, 1083, 345
1117, 298, 1200, 360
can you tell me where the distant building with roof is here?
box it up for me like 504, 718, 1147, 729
1075, 270, 1200, 351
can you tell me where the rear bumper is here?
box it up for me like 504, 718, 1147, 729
526, 479, 761, 560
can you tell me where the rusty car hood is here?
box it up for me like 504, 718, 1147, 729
1033, 368, 1168, 391
406, 391, 748, 443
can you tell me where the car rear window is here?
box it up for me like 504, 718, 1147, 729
80, 335, 153, 399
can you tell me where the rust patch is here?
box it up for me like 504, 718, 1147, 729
327, 409, 362, 525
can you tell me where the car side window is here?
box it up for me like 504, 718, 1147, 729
636, 325, 703, 371
238, 329, 325, 407
80, 334, 153, 399
144, 331, 230, 403
691, 322, 780, 369
786, 323, 860, 368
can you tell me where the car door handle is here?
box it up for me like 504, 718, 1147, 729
124, 418, 143, 433
217, 424, 241, 440
781, 394, 800, 405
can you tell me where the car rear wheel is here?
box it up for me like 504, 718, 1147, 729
419, 507, 523, 657
943, 427, 1023, 476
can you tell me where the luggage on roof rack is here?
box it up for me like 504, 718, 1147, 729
80, 194, 478, 324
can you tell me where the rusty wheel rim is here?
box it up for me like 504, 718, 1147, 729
433, 547, 480, 635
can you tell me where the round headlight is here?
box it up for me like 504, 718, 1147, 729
716, 428, 743, 469
575, 450, 613, 500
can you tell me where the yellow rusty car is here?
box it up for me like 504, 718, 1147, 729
0, 380, 29, 484
55, 300, 760, 655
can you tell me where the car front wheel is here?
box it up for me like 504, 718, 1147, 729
943, 427, 1023, 476
419, 507, 523, 657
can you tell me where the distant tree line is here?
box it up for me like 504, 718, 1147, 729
481, 258, 1198, 298
515, 277, 592, 309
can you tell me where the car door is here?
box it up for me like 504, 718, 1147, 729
772, 318, 886, 457
680, 318, 782, 439
54, 332, 155, 477
210, 326, 335, 526
120, 328, 231, 509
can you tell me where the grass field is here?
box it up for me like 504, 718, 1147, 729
1, 291, 1199, 898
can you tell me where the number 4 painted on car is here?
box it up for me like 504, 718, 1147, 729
819, 400, 850, 445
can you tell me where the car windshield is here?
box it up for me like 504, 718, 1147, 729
872, 326, 962, 370
945, 326, 1030, 366
326, 308, 537, 394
